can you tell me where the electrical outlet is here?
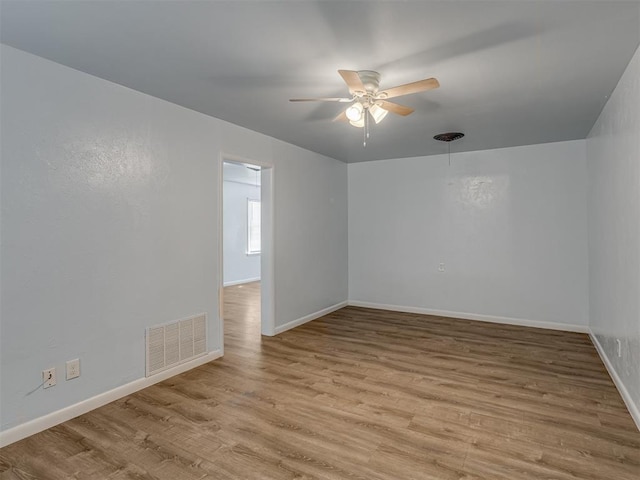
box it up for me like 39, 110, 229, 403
43, 368, 56, 388
438, 263, 445, 273
66, 359, 80, 380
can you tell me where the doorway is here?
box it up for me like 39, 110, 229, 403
219, 155, 274, 354
223, 161, 261, 287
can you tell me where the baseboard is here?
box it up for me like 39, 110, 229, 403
589, 332, 640, 432
273, 301, 348, 335
223, 277, 261, 287
347, 300, 590, 333
0, 349, 223, 448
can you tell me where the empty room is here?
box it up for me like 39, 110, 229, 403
1, 1, 639, 479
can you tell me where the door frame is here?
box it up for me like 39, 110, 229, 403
218, 153, 275, 350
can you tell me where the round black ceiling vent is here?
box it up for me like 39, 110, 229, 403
433, 132, 465, 142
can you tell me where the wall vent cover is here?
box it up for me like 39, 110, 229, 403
146, 313, 207, 377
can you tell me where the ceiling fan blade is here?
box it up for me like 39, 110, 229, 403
338, 70, 366, 94
289, 97, 352, 102
333, 111, 348, 122
378, 100, 414, 116
378, 77, 439, 99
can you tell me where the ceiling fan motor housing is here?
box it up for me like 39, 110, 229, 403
357, 70, 381, 94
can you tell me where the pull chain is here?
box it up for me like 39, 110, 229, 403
363, 109, 369, 147
433, 132, 465, 165
366, 110, 370, 139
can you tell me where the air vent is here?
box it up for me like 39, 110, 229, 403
146, 314, 207, 377
433, 132, 465, 142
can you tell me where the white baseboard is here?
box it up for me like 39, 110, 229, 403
347, 300, 590, 333
273, 301, 348, 335
589, 332, 640, 432
0, 349, 222, 448
223, 277, 261, 287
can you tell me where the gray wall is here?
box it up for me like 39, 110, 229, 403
0, 45, 348, 433
586, 44, 640, 422
348, 140, 589, 329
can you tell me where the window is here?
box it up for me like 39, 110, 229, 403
247, 199, 261, 254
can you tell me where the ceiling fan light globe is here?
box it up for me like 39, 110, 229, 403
349, 117, 365, 128
345, 102, 363, 122
369, 104, 389, 124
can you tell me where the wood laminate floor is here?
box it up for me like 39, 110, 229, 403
1, 281, 639, 479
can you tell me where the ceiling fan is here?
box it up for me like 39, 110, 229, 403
290, 70, 440, 129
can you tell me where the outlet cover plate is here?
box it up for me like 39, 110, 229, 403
66, 359, 80, 380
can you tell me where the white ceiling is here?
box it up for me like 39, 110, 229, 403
1, 1, 639, 163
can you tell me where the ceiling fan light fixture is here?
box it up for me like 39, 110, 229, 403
291, 69, 440, 144
369, 104, 388, 124
349, 116, 365, 128
345, 102, 364, 122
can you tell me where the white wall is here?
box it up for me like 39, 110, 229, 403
216, 127, 349, 333
348, 140, 589, 330
271, 141, 348, 328
0, 45, 348, 437
586, 44, 640, 425
223, 180, 260, 285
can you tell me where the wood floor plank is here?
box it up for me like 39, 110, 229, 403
1, 281, 638, 479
